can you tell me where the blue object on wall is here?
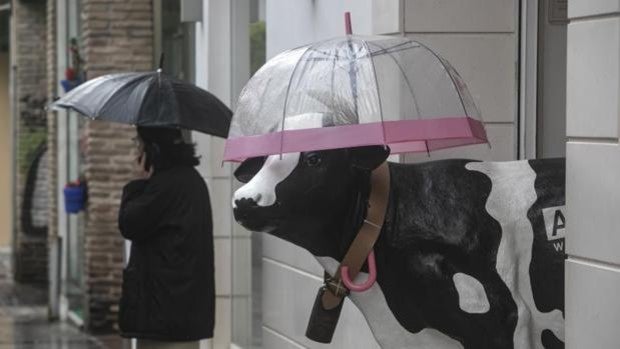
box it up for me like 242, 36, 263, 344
60, 78, 83, 93
63, 185, 86, 214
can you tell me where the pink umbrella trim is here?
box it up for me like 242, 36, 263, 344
224, 116, 488, 162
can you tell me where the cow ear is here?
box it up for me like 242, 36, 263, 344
349, 146, 390, 171
234, 157, 266, 183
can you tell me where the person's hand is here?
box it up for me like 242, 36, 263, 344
136, 153, 153, 179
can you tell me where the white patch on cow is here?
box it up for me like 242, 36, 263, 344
233, 113, 324, 208
453, 272, 490, 314
233, 152, 300, 207
466, 161, 565, 348
316, 256, 464, 349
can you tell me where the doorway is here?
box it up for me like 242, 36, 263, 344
536, 0, 568, 158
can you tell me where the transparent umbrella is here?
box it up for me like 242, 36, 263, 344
224, 34, 488, 161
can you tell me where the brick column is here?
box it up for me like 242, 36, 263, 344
45, 0, 59, 320
12, 0, 48, 285
80, 0, 153, 332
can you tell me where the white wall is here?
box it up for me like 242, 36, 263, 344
194, 1, 236, 347
402, 0, 520, 162
266, 0, 372, 56
565, 1, 620, 348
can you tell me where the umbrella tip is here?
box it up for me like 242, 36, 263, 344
344, 12, 352, 35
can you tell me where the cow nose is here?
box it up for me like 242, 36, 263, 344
234, 195, 261, 210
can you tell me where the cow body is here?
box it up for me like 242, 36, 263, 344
233, 150, 566, 349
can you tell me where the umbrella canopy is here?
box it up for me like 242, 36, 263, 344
224, 35, 488, 161
52, 71, 232, 137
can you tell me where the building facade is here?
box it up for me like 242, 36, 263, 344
43, 0, 155, 332
3, 0, 619, 348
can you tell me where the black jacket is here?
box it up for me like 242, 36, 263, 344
118, 166, 214, 341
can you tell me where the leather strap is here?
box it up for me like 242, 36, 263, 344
321, 161, 391, 309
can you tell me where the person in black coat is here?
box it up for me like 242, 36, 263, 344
118, 127, 215, 348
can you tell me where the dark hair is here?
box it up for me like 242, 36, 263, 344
137, 127, 200, 171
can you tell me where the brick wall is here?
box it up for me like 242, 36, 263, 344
45, 0, 58, 320
12, 0, 48, 285
80, 0, 153, 332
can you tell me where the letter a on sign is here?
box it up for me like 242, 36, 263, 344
542, 206, 566, 241
553, 210, 565, 238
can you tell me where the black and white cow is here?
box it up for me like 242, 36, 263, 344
232, 145, 566, 349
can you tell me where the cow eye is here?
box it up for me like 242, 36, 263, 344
304, 153, 321, 167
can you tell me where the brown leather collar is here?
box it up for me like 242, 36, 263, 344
321, 161, 391, 309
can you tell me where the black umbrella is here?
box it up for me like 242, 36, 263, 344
51, 69, 232, 137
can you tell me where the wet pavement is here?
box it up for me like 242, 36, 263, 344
0, 251, 123, 348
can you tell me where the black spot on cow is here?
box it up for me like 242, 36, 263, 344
377, 160, 517, 348
528, 158, 566, 318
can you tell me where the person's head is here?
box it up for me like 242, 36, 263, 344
135, 126, 200, 172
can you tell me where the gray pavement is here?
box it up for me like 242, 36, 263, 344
0, 251, 124, 348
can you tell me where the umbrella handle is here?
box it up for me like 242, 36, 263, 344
340, 250, 377, 292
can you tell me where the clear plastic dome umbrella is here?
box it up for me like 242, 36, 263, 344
224, 23, 488, 161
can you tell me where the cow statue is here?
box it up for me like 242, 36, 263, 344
232, 143, 566, 349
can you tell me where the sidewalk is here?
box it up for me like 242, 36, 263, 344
0, 251, 122, 348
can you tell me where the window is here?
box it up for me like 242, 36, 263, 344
156, 0, 195, 82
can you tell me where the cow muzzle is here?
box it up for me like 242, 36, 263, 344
233, 197, 279, 233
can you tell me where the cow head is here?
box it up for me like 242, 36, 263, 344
233, 145, 389, 257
